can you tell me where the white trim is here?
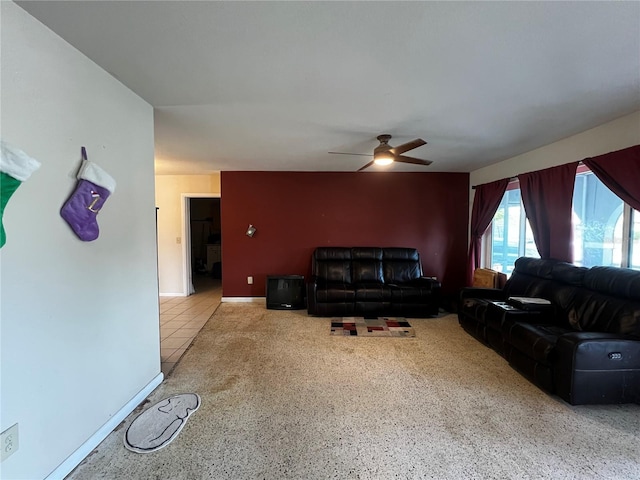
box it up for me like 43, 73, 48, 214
159, 292, 187, 297
182, 193, 221, 198
181, 194, 190, 297
45, 373, 163, 480
181, 193, 221, 297
0, 140, 41, 181
222, 297, 265, 303
78, 160, 117, 193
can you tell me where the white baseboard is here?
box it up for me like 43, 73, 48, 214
159, 292, 186, 297
221, 297, 265, 303
45, 372, 164, 480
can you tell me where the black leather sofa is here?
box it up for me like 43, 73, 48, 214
458, 257, 640, 405
307, 247, 440, 317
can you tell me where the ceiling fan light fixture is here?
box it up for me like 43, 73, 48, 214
330, 134, 431, 171
373, 151, 394, 166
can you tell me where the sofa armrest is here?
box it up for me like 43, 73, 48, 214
389, 277, 440, 291
306, 276, 320, 314
409, 276, 441, 291
555, 332, 640, 404
556, 331, 640, 360
459, 287, 506, 302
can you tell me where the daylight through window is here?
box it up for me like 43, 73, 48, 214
485, 168, 639, 274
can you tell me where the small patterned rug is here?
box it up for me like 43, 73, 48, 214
330, 317, 415, 337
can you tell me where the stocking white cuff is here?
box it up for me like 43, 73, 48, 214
0, 140, 41, 181
78, 160, 117, 193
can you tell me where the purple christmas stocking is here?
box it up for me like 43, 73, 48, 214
60, 149, 116, 241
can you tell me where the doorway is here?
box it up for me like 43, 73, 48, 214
182, 194, 221, 295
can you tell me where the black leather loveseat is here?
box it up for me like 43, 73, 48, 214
459, 257, 640, 405
307, 247, 440, 317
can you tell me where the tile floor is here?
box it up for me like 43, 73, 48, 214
159, 276, 222, 376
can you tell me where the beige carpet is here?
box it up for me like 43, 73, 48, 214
68, 304, 640, 479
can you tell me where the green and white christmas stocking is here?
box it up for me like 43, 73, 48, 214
1, 141, 41, 248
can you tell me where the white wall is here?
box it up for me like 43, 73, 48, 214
155, 174, 221, 295
470, 111, 640, 186
0, 3, 160, 479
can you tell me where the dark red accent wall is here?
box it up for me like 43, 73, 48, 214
220, 171, 469, 298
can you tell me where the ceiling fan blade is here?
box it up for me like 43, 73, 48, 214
357, 161, 375, 171
395, 155, 433, 166
328, 151, 372, 157
390, 139, 427, 156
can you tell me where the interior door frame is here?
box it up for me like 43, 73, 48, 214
181, 193, 221, 296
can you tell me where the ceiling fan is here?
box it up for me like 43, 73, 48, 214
329, 134, 433, 171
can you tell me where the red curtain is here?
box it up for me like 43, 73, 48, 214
467, 178, 509, 285
583, 145, 640, 212
518, 162, 579, 262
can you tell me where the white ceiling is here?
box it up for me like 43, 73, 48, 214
17, 1, 640, 174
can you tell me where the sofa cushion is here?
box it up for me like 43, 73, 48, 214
315, 283, 356, 303
313, 247, 352, 261
584, 267, 640, 301
355, 283, 392, 301
505, 323, 570, 365
503, 274, 549, 299
316, 260, 352, 283
313, 248, 353, 283
383, 248, 420, 261
382, 248, 423, 283
511, 257, 556, 278
389, 283, 433, 302
566, 289, 640, 335
352, 260, 383, 284
384, 262, 422, 284
503, 257, 556, 299
558, 267, 640, 335
382, 253, 420, 283
552, 262, 588, 286
352, 247, 383, 260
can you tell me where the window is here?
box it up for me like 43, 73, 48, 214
572, 168, 638, 269
572, 168, 624, 267
488, 184, 538, 275
485, 168, 639, 274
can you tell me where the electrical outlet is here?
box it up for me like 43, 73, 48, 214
247, 276, 253, 285
176, 237, 181, 244
1, 423, 19, 462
